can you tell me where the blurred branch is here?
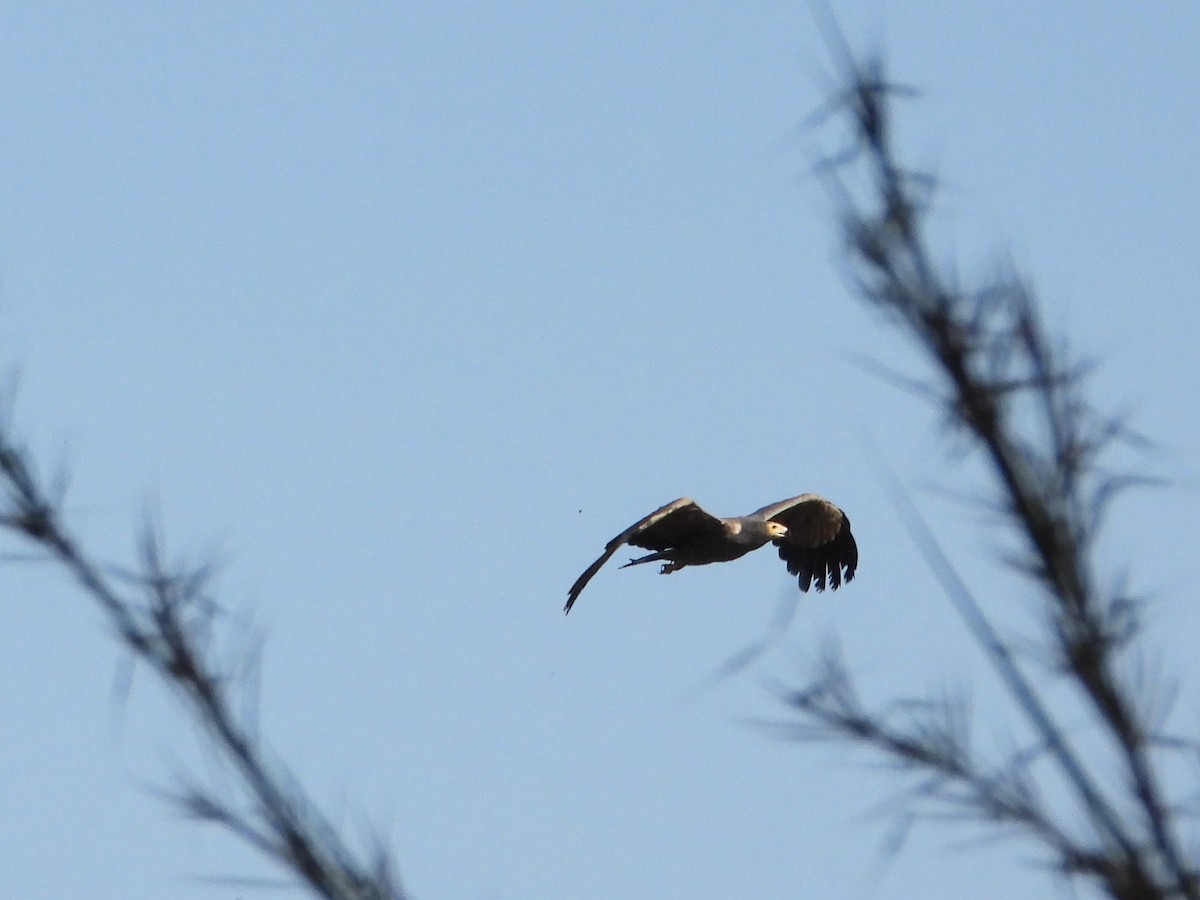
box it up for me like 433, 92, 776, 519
0, 429, 405, 899
785, 25, 1197, 900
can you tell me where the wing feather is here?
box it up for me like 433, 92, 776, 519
564, 498, 723, 613
759, 495, 859, 593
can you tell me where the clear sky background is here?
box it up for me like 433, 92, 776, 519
1, 3, 1198, 899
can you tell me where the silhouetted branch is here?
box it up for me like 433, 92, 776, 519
0, 424, 405, 900
783, 31, 1197, 900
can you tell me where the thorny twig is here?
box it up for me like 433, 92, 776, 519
0, 432, 405, 900
784, 27, 1197, 900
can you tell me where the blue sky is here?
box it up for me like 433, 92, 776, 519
1, 3, 1198, 898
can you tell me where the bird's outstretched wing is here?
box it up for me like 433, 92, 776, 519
754, 494, 858, 592
564, 498, 725, 614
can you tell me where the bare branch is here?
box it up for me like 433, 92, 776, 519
0, 414, 405, 900
782, 31, 1199, 900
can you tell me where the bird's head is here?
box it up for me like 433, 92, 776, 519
766, 521, 788, 540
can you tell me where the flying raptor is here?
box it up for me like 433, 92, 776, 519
565, 494, 858, 613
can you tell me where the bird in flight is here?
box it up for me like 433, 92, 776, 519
565, 494, 857, 613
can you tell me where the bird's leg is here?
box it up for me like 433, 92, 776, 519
621, 550, 670, 569
659, 562, 684, 574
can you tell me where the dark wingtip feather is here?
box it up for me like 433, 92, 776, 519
777, 519, 858, 594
